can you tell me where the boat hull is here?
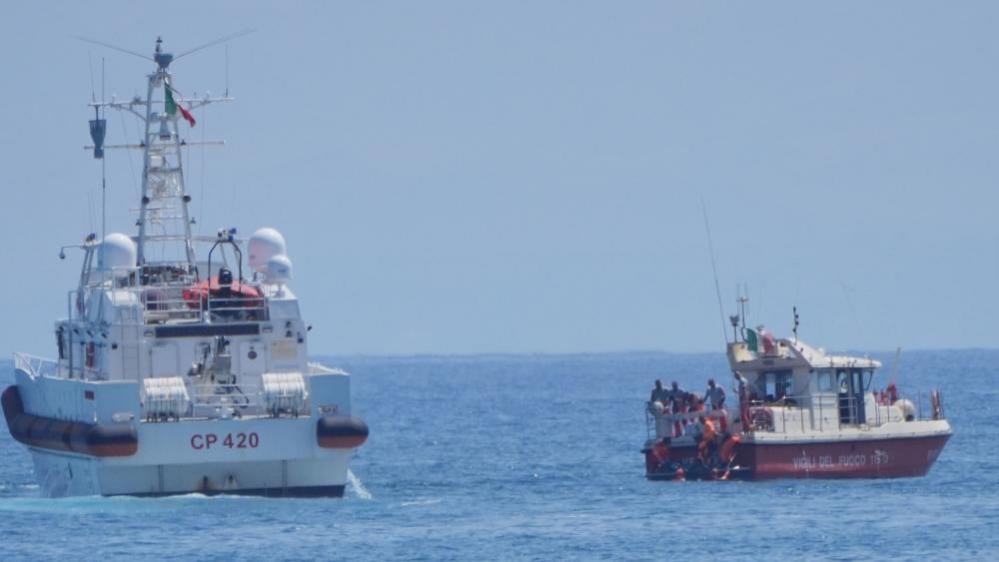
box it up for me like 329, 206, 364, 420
27, 448, 351, 497
6, 365, 366, 498
740, 434, 950, 479
645, 432, 950, 480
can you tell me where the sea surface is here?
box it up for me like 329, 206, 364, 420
1, 350, 997, 561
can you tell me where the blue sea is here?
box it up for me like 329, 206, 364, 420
1, 350, 997, 561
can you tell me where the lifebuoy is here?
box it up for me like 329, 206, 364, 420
750, 407, 774, 431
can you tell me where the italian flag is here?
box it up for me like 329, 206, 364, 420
164, 81, 196, 127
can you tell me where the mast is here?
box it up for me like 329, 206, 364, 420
136, 37, 195, 270
86, 37, 233, 282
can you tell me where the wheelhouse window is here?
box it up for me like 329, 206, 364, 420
835, 368, 869, 425
762, 370, 792, 402
816, 369, 835, 392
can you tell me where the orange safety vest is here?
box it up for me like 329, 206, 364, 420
652, 441, 670, 465
702, 418, 717, 443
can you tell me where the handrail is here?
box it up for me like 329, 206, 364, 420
13, 353, 60, 378
646, 385, 945, 438
69, 281, 269, 326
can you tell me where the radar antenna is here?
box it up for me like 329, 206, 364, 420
174, 29, 256, 61
76, 29, 256, 68
75, 36, 153, 62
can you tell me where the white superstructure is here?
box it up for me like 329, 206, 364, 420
2, 38, 368, 497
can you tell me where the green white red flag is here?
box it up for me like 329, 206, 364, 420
164, 81, 196, 127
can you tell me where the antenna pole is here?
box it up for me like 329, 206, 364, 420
738, 291, 748, 336
792, 305, 799, 343
891, 346, 901, 385
101, 58, 106, 242
700, 197, 728, 346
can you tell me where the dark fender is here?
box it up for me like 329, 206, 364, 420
316, 416, 369, 449
2, 385, 138, 457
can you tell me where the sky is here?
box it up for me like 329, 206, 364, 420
1, 1, 997, 356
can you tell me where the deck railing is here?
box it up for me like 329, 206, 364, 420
12, 352, 60, 379
646, 387, 945, 439
69, 282, 269, 326
141, 381, 313, 421
187, 382, 267, 418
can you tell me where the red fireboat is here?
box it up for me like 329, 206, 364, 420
643, 310, 952, 481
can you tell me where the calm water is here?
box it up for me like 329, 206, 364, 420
1, 350, 997, 561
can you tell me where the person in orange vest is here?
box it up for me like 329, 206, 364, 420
698, 416, 718, 462
651, 437, 671, 470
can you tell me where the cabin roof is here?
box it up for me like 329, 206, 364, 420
728, 337, 882, 372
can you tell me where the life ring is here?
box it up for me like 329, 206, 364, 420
749, 407, 773, 431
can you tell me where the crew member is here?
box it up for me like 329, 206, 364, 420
734, 370, 751, 429
668, 381, 684, 412
705, 378, 726, 411
650, 379, 669, 404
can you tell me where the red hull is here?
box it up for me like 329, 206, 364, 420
646, 433, 950, 480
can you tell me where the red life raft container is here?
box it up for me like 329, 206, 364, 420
183, 277, 263, 310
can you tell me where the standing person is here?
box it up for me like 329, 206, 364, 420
648, 379, 669, 415
733, 371, 749, 395
667, 381, 684, 412
734, 371, 751, 430
670, 382, 687, 437
650, 379, 669, 404
705, 379, 726, 411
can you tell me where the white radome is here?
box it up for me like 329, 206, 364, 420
266, 254, 293, 284
98, 233, 137, 275
248, 227, 287, 273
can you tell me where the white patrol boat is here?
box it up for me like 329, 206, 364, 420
643, 302, 951, 480
2, 37, 368, 497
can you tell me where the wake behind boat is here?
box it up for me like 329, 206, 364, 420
643, 303, 951, 481
1, 37, 368, 497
